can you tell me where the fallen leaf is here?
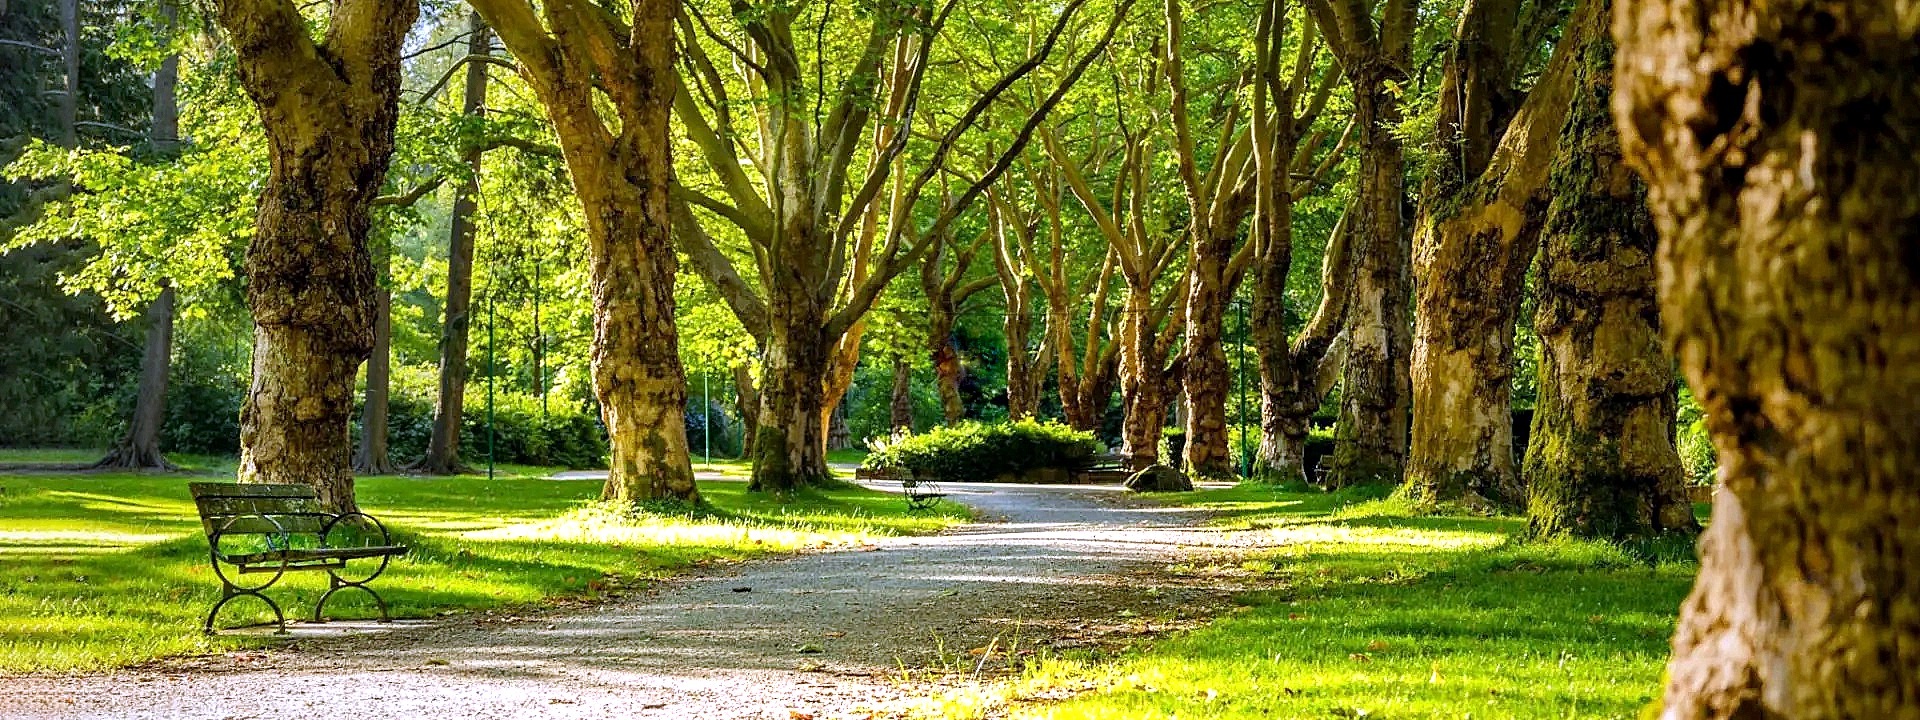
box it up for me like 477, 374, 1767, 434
789, 712, 815, 720
1366, 640, 1389, 651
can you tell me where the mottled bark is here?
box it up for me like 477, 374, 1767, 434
753, 304, 833, 491
1327, 67, 1413, 488
96, 287, 175, 470
1245, 2, 1347, 485
414, 14, 490, 476
351, 287, 396, 474
1405, 0, 1591, 507
472, 0, 696, 504
827, 395, 851, 450
1118, 289, 1174, 468
218, 0, 420, 513
889, 357, 914, 432
1614, 0, 1920, 716
1525, 8, 1696, 541
1308, 0, 1421, 488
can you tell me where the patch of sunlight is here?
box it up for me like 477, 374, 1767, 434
1251, 523, 1506, 551
0, 529, 179, 550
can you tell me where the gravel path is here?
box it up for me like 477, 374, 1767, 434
3, 482, 1237, 720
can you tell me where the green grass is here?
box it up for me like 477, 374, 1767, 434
0, 462, 964, 673
941, 485, 1696, 720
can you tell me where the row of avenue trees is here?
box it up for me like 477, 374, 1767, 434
3, 0, 1915, 713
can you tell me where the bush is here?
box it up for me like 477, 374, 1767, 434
862, 419, 1099, 483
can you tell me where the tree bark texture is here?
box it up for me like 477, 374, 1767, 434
1405, 0, 1594, 507
1525, 7, 1696, 541
1328, 65, 1414, 488
1614, 1, 1920, 717
1118, 289, 1174, 468
472, 0, 697, 504
753, 300, 833, 491
415, 14, 490, 476
217, 0, 420, 513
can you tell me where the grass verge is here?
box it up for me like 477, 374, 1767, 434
0, 463, 963, 673
933, 485, 1695, 720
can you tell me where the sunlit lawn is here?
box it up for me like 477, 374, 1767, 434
0, 459, 961, 673
939, 485, 1697, 720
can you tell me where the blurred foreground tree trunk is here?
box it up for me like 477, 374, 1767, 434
1615, 0, 1920, 716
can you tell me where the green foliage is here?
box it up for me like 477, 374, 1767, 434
862, 420, 1099, 482
1675, 386, 1716, 486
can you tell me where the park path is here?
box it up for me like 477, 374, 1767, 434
3, 481, 1239, 720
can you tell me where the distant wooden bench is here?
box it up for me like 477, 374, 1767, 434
190, 483, 410, 635
853, 466, 945, 510
1073, 454, 1133, 484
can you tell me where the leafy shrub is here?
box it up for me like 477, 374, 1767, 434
1676, 386, 1717, 486
862, 420, 1099, 483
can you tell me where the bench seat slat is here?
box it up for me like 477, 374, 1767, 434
222, 545, 410, 566
189, 482, 317, 499
196, 497, 327, 518
202, 515, 329, 536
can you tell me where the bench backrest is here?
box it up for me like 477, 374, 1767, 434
188, 483, 330, 537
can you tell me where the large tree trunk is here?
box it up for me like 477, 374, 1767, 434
220, 0, 420, 513
1404, 0, 1592, 508
827, 396, 851, 450
351, 287, 396, 474
1181, 222, 1235, 480
474, 0, 696, 505
1525, 7, 1696, 541
1328, 65, 1414, 488
1118, 289, 1168, 469
889, 357, 914, 433
414, 14, 489, 476
96, 287, 176, 470
95, 42, 179, 472
751, 306, 833, 492
1615, 1, 1920, 716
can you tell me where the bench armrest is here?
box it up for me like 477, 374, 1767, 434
320, 511, 394, 549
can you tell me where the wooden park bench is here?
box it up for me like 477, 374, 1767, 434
853, 466, 946, 510
190, 483, 410, 635
1072, 454, 1134, 484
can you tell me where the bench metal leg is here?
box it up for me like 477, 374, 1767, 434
313, 574, 393, 624
205, 587, 287, 635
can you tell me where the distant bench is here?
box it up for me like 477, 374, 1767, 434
852, 466, 947, 510
190, 483, 410, 635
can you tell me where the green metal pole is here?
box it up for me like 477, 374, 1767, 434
702, 369, 711, 463
486, 288, 496, 481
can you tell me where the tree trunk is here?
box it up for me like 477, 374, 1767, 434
414, 13, 489, 476
95, 39, 179, 472
827, 395, 851, 450
473, 0, 696, 505
1182, 223, 1235, 479
1615, 0, 1920, 716
1405, 0, 1593, 508
1525, 8, 1696, 541
1329, 65, 1413, 488
1118, 289, 1168, 468
929, 318, 964, 425
351, 288, 396, 474
221, 0, 420, 513
751, 307, 833, 492
96, 287, 175, 470
889, 357, 914, 433
733, 363, 759, 459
